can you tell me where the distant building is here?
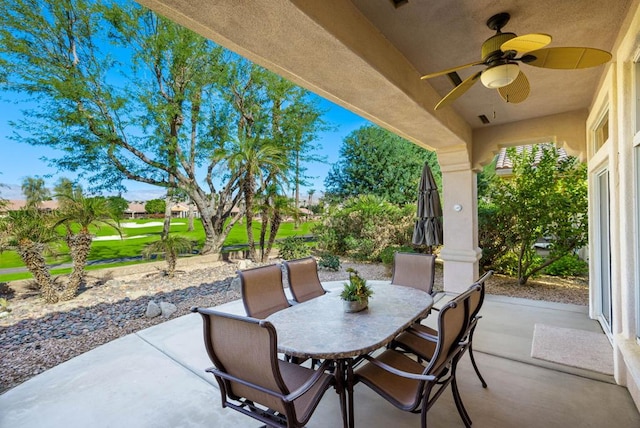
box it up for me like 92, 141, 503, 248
170, 203, 200, 219
1, 200, 60, 215
1, 199, 205, 221
124, 203, 147, 219
494, 144, 569, 177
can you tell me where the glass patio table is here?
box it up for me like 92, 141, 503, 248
266, 280, 434, 428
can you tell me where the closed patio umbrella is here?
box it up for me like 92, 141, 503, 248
412, 161, 443, 253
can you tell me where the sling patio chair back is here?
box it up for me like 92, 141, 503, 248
354, 289, 473, 428
192, 308, 335, 428
391, 252, 437, 295
392, 271, 493, 388
283, 257, 326, 303
239, 263, 289, 319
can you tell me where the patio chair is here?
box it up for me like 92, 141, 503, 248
192, 308, 335, 428
391, 252, 437, 295
239, 263, 290, 319
283, 257, 326, 303
392, 271, 493, 388
239, 263, 314, 366
354, 288, 474, 428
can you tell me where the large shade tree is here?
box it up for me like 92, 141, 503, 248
480, 145, 588, 285
325, 125, 439, 205
266, 78, 327, 227
0, 0, 324, 255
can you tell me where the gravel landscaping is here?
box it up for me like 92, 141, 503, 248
0, 258, 588, 394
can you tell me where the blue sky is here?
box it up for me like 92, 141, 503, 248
0, 94, 368, 201
0, 2, 372, 202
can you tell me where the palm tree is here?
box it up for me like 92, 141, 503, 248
262, 193, 295, 263
53, 177, 80, 211
54, 194, 119, 301
307, 189, 316, 207
142, 234, 193, 278
0, 208, 59, 303
21, 177, 51, 209
226, 137, 287, 261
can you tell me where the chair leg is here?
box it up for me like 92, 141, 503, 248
468, 341, 487, 388
451, 375, 472, 427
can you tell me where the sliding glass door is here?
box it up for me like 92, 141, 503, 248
595, 169, 612, 332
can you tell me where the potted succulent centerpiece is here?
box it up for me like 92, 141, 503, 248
340, 268, 374, 313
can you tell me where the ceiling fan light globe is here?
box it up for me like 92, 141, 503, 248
481, 63, 519, 88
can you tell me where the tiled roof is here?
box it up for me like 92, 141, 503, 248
5, 200, 59, 210
125, 203, 146, 213
495, 144, 568, 171
4, 200, 148, 214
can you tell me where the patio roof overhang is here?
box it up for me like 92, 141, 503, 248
136, 0, 632, 167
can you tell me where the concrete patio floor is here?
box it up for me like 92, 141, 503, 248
1, 283, 639, 427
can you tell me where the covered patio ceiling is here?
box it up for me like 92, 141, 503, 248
136, 0, 633, 164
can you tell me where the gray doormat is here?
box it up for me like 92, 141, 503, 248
531, 323, 613, 375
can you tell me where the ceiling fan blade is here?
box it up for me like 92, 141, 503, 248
500, 33, 552, 55
421, 61, 485, 80
434, 71, 482, 110
498, 70, 530, 104
526, 47, 612, 69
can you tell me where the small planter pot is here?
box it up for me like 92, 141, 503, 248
343, 298, 368, 313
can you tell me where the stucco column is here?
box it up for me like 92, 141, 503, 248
438, 146, 482, 293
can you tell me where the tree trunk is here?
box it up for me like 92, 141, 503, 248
294, 151, 300, 229
162, 193, 172, 239
244, 184, 258, 261
199, 217, 222, 254
198, 211, 227, 255
264, 211, 282, 262
167, 250, 177, 278
189, 191, 239, 255
517, 243, 526, 285
18, 241, 57, 304
60, 232, 93, 301
187, 203, 194, 232
258, 205, 269, 262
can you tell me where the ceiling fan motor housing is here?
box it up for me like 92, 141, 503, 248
482, 32, 516, 62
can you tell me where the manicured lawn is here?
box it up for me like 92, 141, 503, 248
0, 218, 317, 280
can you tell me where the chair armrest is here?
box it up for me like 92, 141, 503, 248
361, 354, 436, 381
406, 326, 438, 343
284, 359, 334, 402
208, 360, 333, 404
430, 292, 457, 311
206, 367, 288, 400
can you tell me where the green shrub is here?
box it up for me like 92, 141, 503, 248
279, 236, 311, 260
318, 253, 341, 271
380, 245, 415, 267
544, 254, 588, 277
478, 202, 512, 269
493, 252, 545, 279
314, 195, 414, 262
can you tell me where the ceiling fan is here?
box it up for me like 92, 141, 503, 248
421, 12, 612, 110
